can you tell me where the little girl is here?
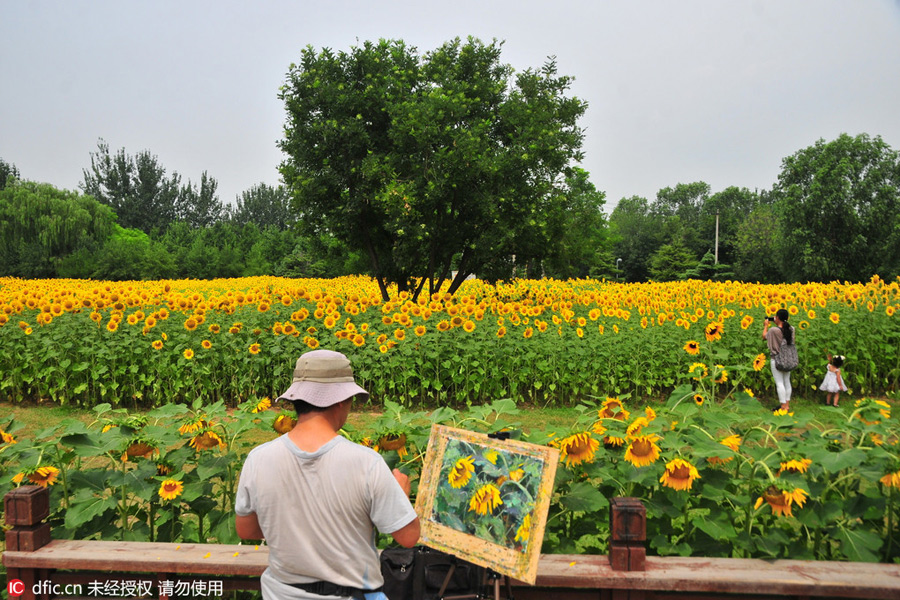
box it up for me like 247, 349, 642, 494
820, 353, 848, 406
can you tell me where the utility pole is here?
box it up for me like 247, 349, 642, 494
714, 211, 720, 265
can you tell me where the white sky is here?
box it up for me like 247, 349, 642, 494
2, 0, 899, 211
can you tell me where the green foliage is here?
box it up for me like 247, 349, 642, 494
649, 239, 696, 281
0, 180, 116, 277
2, 395, 897, 562
278, 37, 587, 300
0, 157, 20, 190
231, 183, 295, 230
773, 133, 900, 282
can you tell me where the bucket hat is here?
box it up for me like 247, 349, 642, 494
276, 349, 369, 407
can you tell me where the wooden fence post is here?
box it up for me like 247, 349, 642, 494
609, 497, 646, 572
4, 486, 52, 600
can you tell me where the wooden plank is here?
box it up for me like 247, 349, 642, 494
521, 555, 900, 599
2, 540, 269, 576
5, 542, 900, 599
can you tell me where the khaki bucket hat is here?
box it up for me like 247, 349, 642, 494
276, 349, 369, 407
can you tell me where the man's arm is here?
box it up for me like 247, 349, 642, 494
235, 512, 265, 540
390, 516, 420, 548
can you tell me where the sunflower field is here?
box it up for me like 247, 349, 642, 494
1, 275, 900, 562
1, 275, 900, 408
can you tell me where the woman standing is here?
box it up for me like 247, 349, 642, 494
762, 308, 795, 411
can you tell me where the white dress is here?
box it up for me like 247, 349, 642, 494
819, 366, 847, 393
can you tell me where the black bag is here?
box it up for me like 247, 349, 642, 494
380, 546, 483, 600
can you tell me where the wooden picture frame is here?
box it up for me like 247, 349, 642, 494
414, 424, 560, 585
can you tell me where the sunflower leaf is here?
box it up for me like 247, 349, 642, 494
832, 527, 882, 562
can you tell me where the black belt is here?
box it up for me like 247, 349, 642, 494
287, 580, 382, 600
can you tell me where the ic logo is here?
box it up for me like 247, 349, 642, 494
8, 578, 25, 596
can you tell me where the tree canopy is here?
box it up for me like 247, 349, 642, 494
278, 37, 587, 300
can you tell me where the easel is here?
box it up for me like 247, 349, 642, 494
435, 563, 513, 600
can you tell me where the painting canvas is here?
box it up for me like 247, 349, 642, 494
415, 424, 559, 585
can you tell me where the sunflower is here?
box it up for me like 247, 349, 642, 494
158, 479, 184, 501
448, 455, 475, 488
683, 340, 700, 355
829, 312, 840, 324
0, 429, 16, 446
463, 320, 476, 333
178, 418, 208, 435
598, 397, 630, 421
183, 348, 194, 360
713, 365, 728, 384
23, 465, 61, 488
201, 339, 212, 349
252, 397, 271, 414
209, 323, 221, 333
273, 414, 296, 434
190, 430, 225, 451
659, 458, 700, 491
496, 326, 506, 338
415, 325, 426, 337
249, 343, 261, 355
778, 458, 812, 475
515, 513, 532, 543
437, 320, 450, 332
693, 394, 704, 406
626, 416, 649, 436
509, 468, 525, 482
740, 315, 754, 330
689, 362, 708, 381
523, 327, 534, 339
123, 440, 156, 461
879, 470, 900, 488
184, 317, 198, 331
720, 434, 742, 452
559, 432, 600, 466
754, 486, 807, 517
576, 327, 584, 338
624, 434, 661, 467
306, 337, 320, 349
704, 321, 723, 342
468, 483, 503, 516
752, 353, 767, 371
106, 320, 119, 332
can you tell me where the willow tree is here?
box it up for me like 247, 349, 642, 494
0, 180, 116, 276
278, 37, 586, 300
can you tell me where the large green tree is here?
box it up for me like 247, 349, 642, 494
82, 140, 181, 232
0, 180, 116, 276
278, 37, 586, 300
773, 133, 900, 281
230, 183, 295, 230
0, 157, 20, 190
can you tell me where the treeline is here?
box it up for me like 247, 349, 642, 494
0, 143, 368, 281
609, 133, 900, 284
3, 131, 900, 285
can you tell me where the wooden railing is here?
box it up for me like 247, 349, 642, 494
4, 486, 900, 599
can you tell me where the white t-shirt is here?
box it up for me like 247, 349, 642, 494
235, 435, 417, 599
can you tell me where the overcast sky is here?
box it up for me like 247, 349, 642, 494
2, 0, 900, 211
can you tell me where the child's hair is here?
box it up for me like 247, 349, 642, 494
831, 355, 845, 368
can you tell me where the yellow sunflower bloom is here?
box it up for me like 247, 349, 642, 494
273, 414, 296, 434
704, 321, 723, 342
448, 455, 475, 488
879, 470, 900, 488
252, 397, 272, 413
190, 430, 225, 451
720, 434, 742, 452
24, 465, 60, 488
183, 348, 194, 360
659, 458, 700, 491
683, 340, 700, 355
778, 458, 812, 475
829, 312, 840, 324
559, 432, 600, 466
158, 479, 184, 501
468, 483, 503, 516
624, 434, 662, 467
753, 353, 767, 371
249, 343, 261, 355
